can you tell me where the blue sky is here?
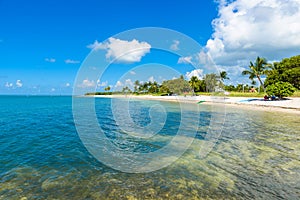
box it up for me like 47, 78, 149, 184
1, 0, 300, 94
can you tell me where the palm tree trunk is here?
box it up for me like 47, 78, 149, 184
257, 75, 265, 93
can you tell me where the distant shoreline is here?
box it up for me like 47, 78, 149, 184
86, 94, 300, 114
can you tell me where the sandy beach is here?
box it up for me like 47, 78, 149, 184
91, 95, 300, 114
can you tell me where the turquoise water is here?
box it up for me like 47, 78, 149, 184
0, 96, 299, 199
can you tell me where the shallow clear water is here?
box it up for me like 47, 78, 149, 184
0, 96, 299, 199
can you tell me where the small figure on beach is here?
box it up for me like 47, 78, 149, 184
264, 95, 269, 101
249, 87, 257, 93
271, 95, 276, 101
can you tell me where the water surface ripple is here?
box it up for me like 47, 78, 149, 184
0, 96, 299, 199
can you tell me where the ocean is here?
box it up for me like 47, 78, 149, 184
0, 96, 299, 199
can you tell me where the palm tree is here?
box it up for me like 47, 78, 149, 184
134, 80, 140, 93
148, 81, 159, 93
153, 81, 159, 93
219, 71, 229, 90
242, 56, 270, 92
189, 76, 199, 96
220, 71, 229, 81
104, 86, 111, 92
122, 86, 131, 94
141, 82, 149, 93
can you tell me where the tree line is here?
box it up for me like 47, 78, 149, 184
241, 55, 299, 98
86, 54, 300, 98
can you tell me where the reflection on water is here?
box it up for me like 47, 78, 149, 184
0, 96, 299, 199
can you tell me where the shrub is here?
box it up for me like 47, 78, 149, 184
266, 81, 296, 99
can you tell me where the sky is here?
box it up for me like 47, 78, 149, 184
1, 0, 300, 95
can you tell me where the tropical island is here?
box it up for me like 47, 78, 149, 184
86, 55, 300, 111
2, 0, 300, 199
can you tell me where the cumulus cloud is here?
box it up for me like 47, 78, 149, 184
5, 80, 23, 88
114, 79, 134, 89
16, 80, 23, 87
178, 56, 193, 64
65, 83, 70, 87
45, 58, 56, 63
185, 69, 204, 80
148, 76, 155, 83
170, 40, 180, 51
78, 79, 95, 88
87, 37, 151, 63
206, 0, 300, 66
115, 81, 123, 87
97, 79, 108, 87
199, 0, 300, 85
51, 88, 56, 92
5, 82, 13, 88
65, 59, 80, 64
87, 40, 103, 50
129, 71, 136, 75
125, 79, 133, 86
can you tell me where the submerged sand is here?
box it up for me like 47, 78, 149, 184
90, 95, 300, 114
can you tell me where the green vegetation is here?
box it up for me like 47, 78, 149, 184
218, 92, 265, 97
242, 56, 270, 92
224, 84, 253, 92
292, 90, 300, 97
104, 86, 111, 92
86, 55, 300, 98
162, 75, 190, 94
265, 55, 300, 90
122, 86, 132, 93
189, 76, 198, 95
85, 92, 113, 95
219, 71, 229, 81
264, 55, 300, 98
266, 82, 296, 99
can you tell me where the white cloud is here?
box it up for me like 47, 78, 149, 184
77, 79, 95, 88
97, 79, 108, 87
115, 79, 134, 90
129, 71, 136, 75
65, 83, 70, 87
206, 0, 300, 66
87, 40, 103, 50
45, 58, 56, 63
101, 81, 108, 87
125, 79, 133, 86
170, 40, 180, 51
185, 69, 204, 80
16, 80, 23, 87
65, 59, 80, 64
148, 76, 155, 83
4, 80, 28, 89
178, 56, 193, 64
115, 81, 123, 87
114, 79, 133, 89
5, 82, 13, 88
200, 0, 300, 85
87, 37, 151, 63
51, 88, 56, 92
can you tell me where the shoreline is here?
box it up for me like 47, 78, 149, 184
87, 95, 300, 114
